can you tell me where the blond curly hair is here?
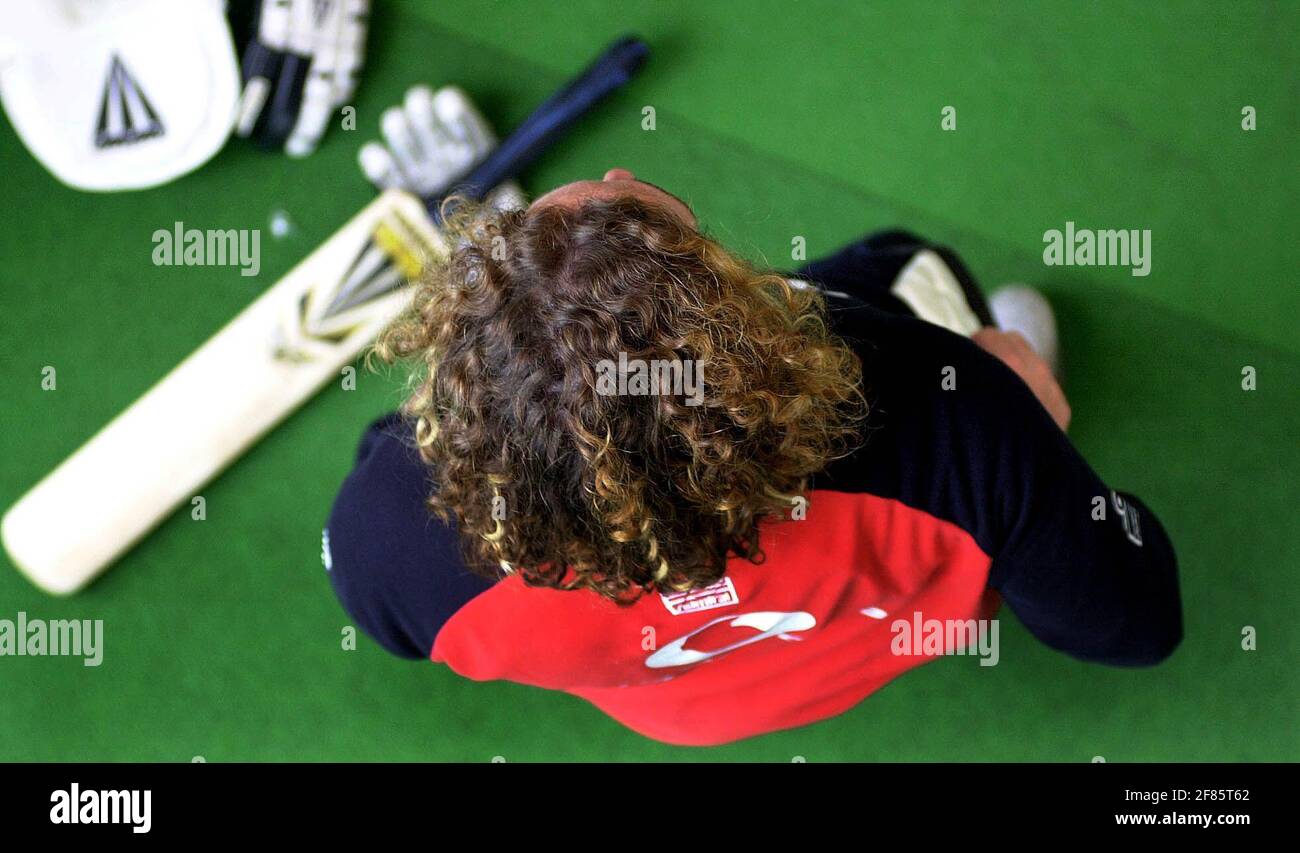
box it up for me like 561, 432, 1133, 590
375, 196, 866, 601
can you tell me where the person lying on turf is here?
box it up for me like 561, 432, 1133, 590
327, 119, 1181, 746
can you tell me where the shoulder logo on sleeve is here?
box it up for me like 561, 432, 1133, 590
1111, 491, 1143, 547
660, 576, 739, 615
321, 528, 333, 571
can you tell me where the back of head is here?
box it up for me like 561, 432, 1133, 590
378, 196, 865, 601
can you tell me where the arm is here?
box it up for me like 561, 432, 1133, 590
966, 327, 1178, 664
985, 380, 1182, 666
324, 413, 493, 659
824, 305, 1182, 666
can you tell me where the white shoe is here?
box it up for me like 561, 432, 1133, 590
989, 285, 1060, 376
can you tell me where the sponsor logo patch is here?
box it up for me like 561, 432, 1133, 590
660, 576, 739, 615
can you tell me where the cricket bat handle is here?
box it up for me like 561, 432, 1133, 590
428, 35, 649, 213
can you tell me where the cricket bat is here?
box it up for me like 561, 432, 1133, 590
3, 37, 649, 594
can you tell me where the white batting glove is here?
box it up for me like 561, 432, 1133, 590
357, 84, 526, 210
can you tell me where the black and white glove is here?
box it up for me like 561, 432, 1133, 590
235, 0, 370, 157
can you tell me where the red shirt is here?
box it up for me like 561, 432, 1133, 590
433, 490, 999, 745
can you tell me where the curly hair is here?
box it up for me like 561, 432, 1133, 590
375, 195, 866, 601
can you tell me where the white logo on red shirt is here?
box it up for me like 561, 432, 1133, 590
646, 611, 817, 669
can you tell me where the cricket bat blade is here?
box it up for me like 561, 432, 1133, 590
2, 188, 441, 594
